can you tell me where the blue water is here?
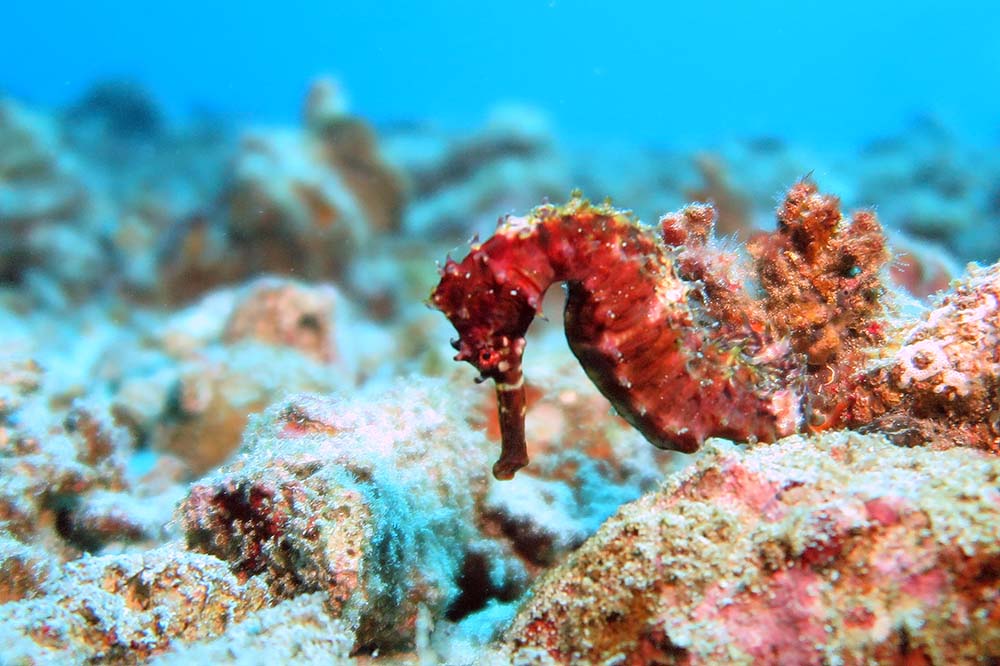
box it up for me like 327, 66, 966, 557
4, 0, 998, 148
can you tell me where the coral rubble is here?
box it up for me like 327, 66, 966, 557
198, 77, 406, 296
383, 105, 569, 241
0, 99, 93, 298
103, 277, 355, 476
147, 593, 355, 665
0, 356, 152, 557
0, 545, 268, 664
222, 275, 341, 363
3, 82, 1000, 666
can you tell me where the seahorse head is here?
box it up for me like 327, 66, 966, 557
430, 244, 541, 381
430, 232, 554, 479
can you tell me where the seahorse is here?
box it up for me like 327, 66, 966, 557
430, 195, 804, 479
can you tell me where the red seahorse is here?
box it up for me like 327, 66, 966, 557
431, 195, 804, 479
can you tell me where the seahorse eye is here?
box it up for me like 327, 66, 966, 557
478, 349, 496, 365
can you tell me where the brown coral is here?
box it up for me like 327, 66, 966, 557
749, 181, 891, 370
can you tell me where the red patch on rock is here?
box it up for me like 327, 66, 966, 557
864, 497, 903, 526
718, 460, 786, 520
712, 565, 827, 666
901, 569, 947, 606
843, 604, 876, 630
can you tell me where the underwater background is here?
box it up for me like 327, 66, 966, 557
6, 1, 1000, 147
1, 2, 1000, 665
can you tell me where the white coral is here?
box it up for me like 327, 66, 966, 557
895, 339, 951, 387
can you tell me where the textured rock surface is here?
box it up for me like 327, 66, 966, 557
0, 356, 142, 556
222, 276, 341, 363
505, 432, 1000, 665
147, 593, 355, 665
852, 261, 1000, 452
178, 377, 498, 651
0, 545, 268, 664
0, 535, 59, 604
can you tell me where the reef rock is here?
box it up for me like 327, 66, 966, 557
0, 545, 268, 664
505, 431, 1000, 665
383, 104, 569, 240
147, 593, 355, 665
0, 98, 99, 300
222, 276, 340, 363
0, 356, 140, 556
106, 277, 361, 476
178, 377, 500, 651
223, 80, 403, 284
850, 260, 1000, 452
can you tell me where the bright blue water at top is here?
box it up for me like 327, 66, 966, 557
3, 0, 998, 149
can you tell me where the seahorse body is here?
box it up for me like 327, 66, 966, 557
431, 197, 803, 479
